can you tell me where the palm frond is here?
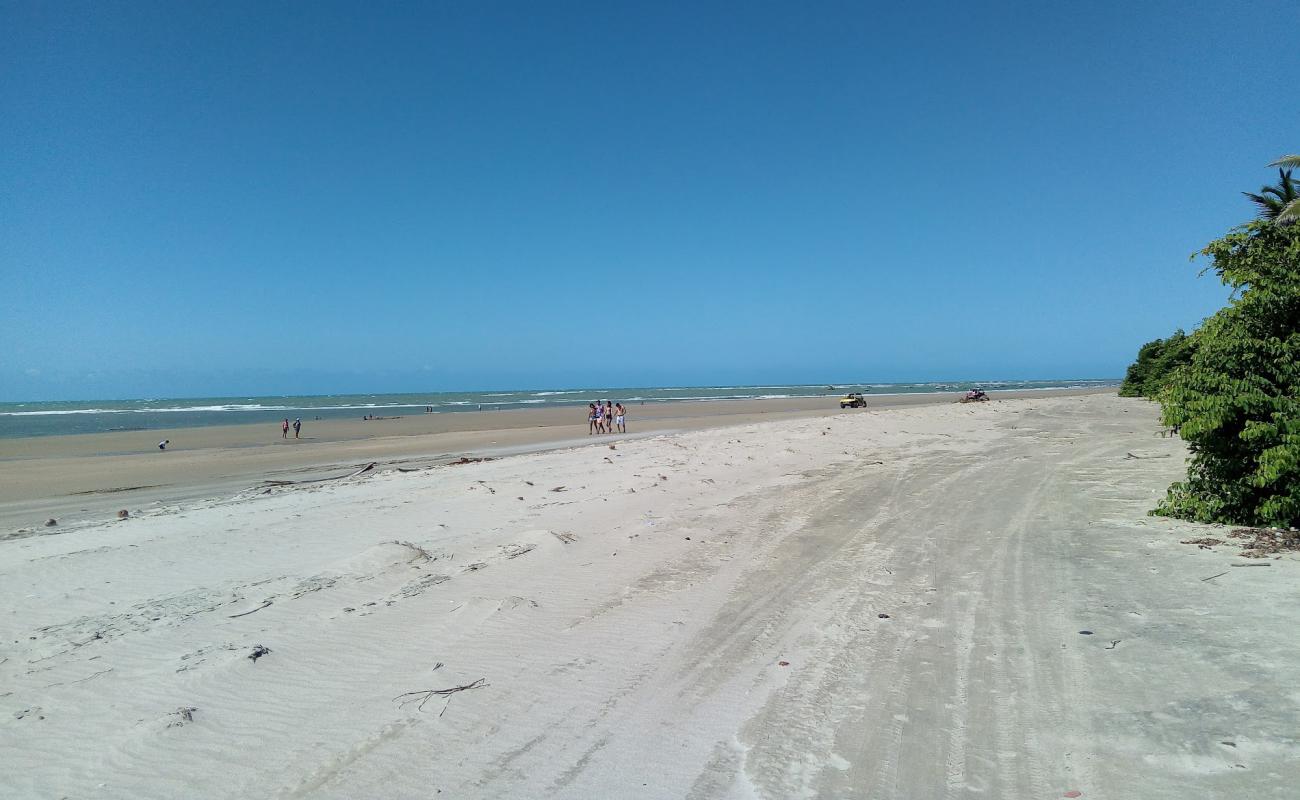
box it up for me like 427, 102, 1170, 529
1243, 191, 1283, 218
1280, 169, 1300, 203
1269, 154, 1300, 169
1277, 197, 1300, 224
1243, 169, 1300, 220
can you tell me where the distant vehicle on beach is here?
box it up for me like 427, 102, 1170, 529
839, 393, 867, 408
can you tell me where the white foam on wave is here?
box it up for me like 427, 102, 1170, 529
0, 408, 125, 416
0, 401, 431, 416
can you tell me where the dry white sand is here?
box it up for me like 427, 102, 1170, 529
1, 394, 1296, 799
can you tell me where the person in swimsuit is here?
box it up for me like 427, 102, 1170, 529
282, 418, 290, 438
588, 403, 598, 435
604, 401, 614, 433
595, 402, 606, 434
615, 402, 626, 433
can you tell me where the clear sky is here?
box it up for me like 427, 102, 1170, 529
2, 1, 1296, 400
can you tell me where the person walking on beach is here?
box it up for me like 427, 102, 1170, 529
281, 418, 290, 439
595, 401, 606, 434
588, 403, 598, 435
615, 402, 626, 433
292, 418, 301, 438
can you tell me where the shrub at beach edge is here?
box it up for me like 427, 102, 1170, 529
1153, 219, 1300, 527
1118, 330, 1196, 398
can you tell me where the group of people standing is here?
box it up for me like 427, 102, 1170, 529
588, 401, 626, 434
281, 417, 301, 438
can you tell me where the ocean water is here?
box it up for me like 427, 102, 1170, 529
0, 380, 1117, 439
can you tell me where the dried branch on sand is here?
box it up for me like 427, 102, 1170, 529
228, 600, 272, 618
394, 678, 488, 716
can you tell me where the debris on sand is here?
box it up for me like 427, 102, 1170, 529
389, 540, 434, 561
1227, 527, 1300, 558
248, 644, 271, 663
228, 600, 272, 618
167, 707, 198, 728
449, 457, 494, 466
1180, 536, 1223, 549
502, 543, 536, 559
394, 677, 489, 715
44, 518, 57, 527
550, 486, 566, 493
117, 510, 129, 519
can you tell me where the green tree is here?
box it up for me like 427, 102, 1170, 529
1154, 220, 1300, 526
1119, 330, 1196, 398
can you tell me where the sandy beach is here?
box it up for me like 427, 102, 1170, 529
1, 392, 1296, 799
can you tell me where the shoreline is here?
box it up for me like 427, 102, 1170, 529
0, 386, 1117, 461
0, 388, 1115, 532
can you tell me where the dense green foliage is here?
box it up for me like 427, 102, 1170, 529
1118, 330, 1196, 398
1153, 220, 1300, 527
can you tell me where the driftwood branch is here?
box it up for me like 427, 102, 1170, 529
228, 600, 273, 618
394, 678, 488, 714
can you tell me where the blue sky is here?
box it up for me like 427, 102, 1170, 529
2, 1, 1295, 400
